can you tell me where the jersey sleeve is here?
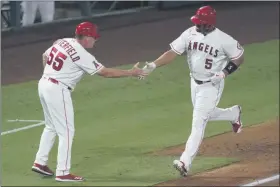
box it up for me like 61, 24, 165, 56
74, 49, 104, 75
223, 37, 244, 60
169, 32, 187, 55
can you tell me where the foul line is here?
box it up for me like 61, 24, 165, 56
7, 119, 43, 123
240, 174, 279, 186
1, 121, 45, 136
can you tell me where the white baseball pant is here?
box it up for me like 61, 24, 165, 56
34, 77, 74, 176
179, 78, 240, 170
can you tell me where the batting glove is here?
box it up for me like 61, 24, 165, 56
210, 71, 226, 85
138, 62, 156, 80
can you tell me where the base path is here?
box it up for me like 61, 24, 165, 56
154, 119, 279, 186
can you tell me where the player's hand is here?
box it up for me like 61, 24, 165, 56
210, 71, 226, 85
138, 62, 156, 80
129, 62, 148, 77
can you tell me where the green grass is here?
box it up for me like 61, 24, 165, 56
1, 39, 279, 186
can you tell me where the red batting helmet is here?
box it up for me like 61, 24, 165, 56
75, 22, 100, 39
191, 6, 216, 26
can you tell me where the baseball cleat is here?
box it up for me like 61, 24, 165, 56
55, 174, 84, 182
173, 160, 188, 177
231, 105, 242, 133
31, 163, 54, 176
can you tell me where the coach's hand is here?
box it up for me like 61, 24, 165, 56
130, 62, 148, 77
210, 71, 226, 85
138, 62, 156, 80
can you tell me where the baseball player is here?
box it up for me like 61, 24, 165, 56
31, 22, 146, 182
140, 6, 244, 177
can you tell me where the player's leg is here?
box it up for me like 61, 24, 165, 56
173, 79, 198, 176
209, 106, 240, 121
174, 78, 203, 176
53, 89, 74, 177
174, 80, 224, 176
209, 105, 242, 133
21, 1, 38, 26
48, 88, 83, 181
190, 78, 197, 107
34, 95, 57, 165
38, 1, 55, 23
32, 79, 57, 176
206, 81, 242, 132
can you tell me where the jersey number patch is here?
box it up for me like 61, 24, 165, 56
205, 58, 213, 69
46, 47, 67, 71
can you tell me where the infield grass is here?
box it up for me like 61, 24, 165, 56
1, 39, 279, 186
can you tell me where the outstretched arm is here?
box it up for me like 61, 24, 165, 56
149, 49, 178, 68
139, 49, 178, 78
74, 49, 146, 78
140, 31, 186, 77
97, 62, 146, 78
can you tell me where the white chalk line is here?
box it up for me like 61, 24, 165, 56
240, 174, 279, 186
7, 119, 43, 123
1, 121, 45, 136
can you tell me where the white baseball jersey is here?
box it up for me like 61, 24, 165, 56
170, 26, 244, 81
43, 38, 103, 89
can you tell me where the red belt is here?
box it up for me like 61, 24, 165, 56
45, 77, 72, 91
48, 77, 59, 84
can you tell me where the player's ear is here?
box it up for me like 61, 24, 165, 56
75, 34, 84, 40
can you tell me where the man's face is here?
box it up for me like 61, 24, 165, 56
84, 36, 96, 48
195, 24, 214, 35
195, 24, 203, 32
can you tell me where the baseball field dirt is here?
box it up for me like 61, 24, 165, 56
2, 2, 279, 186
153, 119, 279, 186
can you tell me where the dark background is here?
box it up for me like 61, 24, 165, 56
1, 1, 279, 85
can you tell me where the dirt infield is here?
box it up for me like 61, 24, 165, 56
153, 119, 279, 186
1, 2, 279, 186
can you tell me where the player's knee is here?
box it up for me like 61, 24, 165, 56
44, 125, 56, 132
192, 123, 204, 131
193, 111, 209, 121
191, 111, 211, 130
55, 125, 75, 137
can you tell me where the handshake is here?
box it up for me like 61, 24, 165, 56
129, 62, 157, 80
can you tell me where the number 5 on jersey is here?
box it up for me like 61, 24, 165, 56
47, 47, 67, 71
205, 58, 213, 69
